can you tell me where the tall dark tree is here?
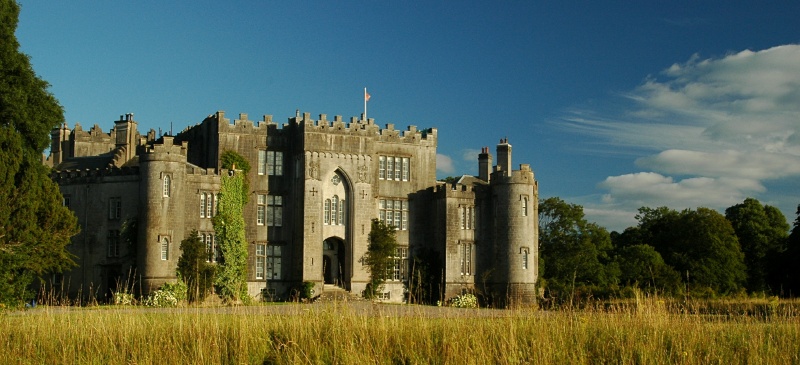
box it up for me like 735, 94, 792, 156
538, 197, 617, 302
0, 0, 79, 308
725, 198, 790, 294
782, 204, 800, 296
177, 231, 216, 303
362, 219, 398, 299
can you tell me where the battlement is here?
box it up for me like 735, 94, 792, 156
491, 163, 536, 185
71, 122, 115, 142
51, 165, 140, 184
140, 136, 188, 162
285, 111, 437, 145
211, 111, 273, 133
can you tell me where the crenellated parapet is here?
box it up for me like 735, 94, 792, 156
51, 165, 140, 184
491, 164, 536, 186
214, 111, 272, 134
282, 111, 436, 146
71, 123, 115, 143
139, 136, 188, 163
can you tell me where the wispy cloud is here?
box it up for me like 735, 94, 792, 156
559, 45, 800, 230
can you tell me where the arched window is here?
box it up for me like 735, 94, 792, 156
324, 199, 331, 225
163, 175, 171, 197
161, 238, 169, 260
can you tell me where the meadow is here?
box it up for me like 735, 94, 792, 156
2, 298, 799, 364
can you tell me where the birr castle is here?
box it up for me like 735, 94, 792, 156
47, 111, 539, 307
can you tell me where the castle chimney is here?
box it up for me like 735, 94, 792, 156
478, 146, 492, 182
497, 138, 512, 174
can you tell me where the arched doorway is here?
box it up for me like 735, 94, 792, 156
322, 237, 346, 287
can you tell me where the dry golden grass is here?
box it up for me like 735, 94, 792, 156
2, 299, 799, 364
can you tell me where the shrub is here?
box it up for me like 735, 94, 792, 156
143, 281, 187, 307
448, 293, 478, 308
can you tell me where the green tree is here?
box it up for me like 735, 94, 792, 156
177, 231, 216, 303
612, 243, 681, 295
362, 219, 398, 299
212, 171, 249, 303
538, 197, 617, 303
725, 198, 789, 294
0, 0, 79, 308
635, 206, 746, 296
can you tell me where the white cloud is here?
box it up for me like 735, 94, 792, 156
436, 153, 455, 175
461, 148, 481, 162
560, 45, 800, 230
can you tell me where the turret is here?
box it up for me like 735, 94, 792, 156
49, 122, 72, 165
497, 138, 511, 174
478, 146, 492, 182
114, 113, 139, 163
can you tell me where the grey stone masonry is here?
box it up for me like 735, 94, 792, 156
48, 111, 538, 308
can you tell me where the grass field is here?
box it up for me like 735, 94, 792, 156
2, 299, 799, 364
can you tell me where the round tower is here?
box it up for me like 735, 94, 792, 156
138, 136, 188, 292
490, 139, 538, 307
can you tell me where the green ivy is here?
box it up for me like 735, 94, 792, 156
212, 172, 250, 304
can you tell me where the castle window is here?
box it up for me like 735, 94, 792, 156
201, 232, 217, 262
324, 199, 331, 225
206, 193, 214, 218
378, 156, 410, 181
339, 198, 346, 226
460, 206, 475, 230
521, 248, 529, 270
256, 244, 266, 280
460, 242, 475, 275
388, 247, 408, 281
200, 193, 207, 218
63, 195, 71, 208
379, 199, 408, 230
267, 245, 282, 280
257, 194, 266, 225
161, 237, 169, 260
107, 230, 120, 257
163, 175, 171, 197
401, 200, 408, 230
258, 150, 267, 175
331, 196, 339, 225
108, 197, 121, 220
402, 157, 409, 181
267, 195, 283, 227
522, 197, 528, 217
386, 157, 394, 180
392, 200, 401, 228
267, 151, 283, 176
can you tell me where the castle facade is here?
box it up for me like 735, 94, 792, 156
48, 111, 538, 306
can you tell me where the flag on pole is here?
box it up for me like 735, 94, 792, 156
365, 89, 371, 102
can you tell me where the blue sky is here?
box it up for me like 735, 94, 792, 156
16, 1, 800, 231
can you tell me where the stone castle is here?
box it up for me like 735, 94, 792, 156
47, 111, 539, 306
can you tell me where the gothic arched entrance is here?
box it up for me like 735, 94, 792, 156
323, 237, 346, 287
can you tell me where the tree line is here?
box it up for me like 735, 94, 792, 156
539, 197, 800, 303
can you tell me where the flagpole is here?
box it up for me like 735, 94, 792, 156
364, 87, 368, 121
